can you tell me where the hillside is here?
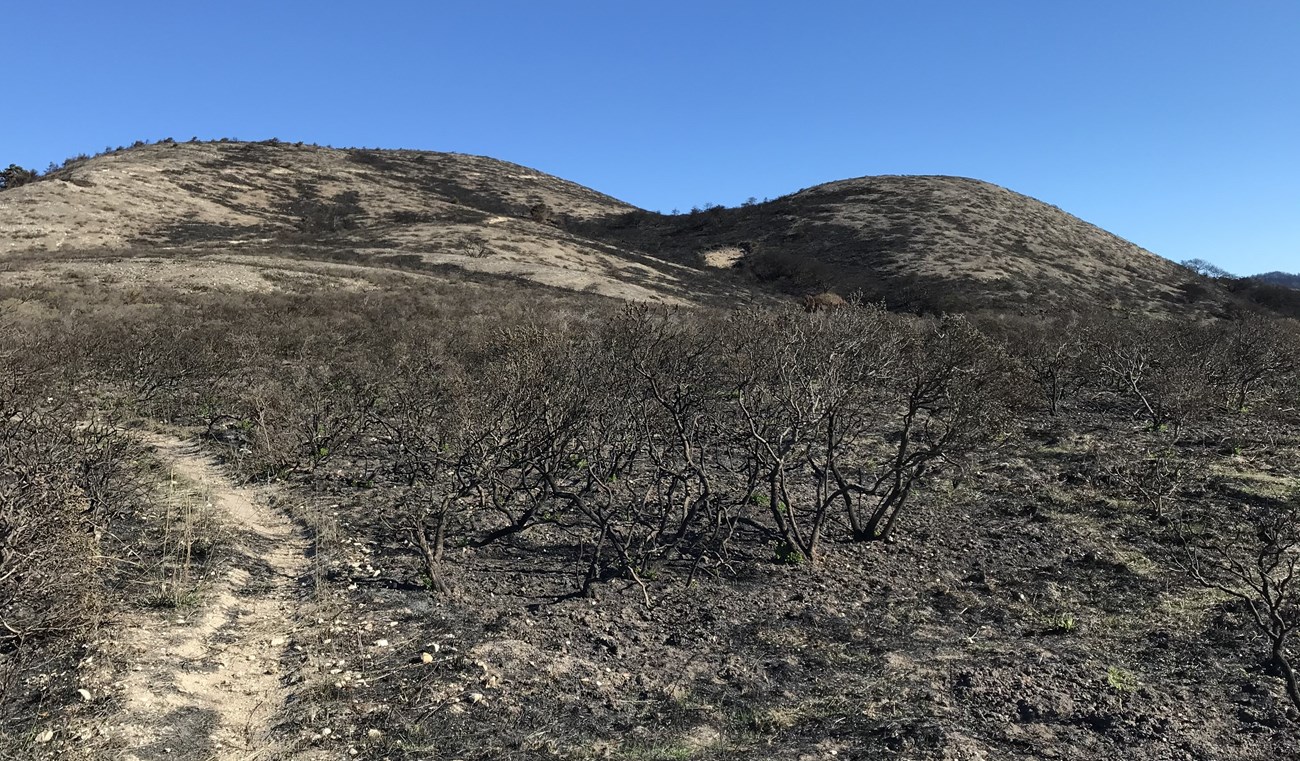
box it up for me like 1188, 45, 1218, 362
0, 141, 1218, 315
585, 175, 1198, 314
0, 141, 728, 306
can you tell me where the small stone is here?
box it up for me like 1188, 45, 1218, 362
420, 652, 434, 664
35, 729, 54, 743
321, 727, 332, 736
367, 728, 383, 740
271, 637, 286, 647
77, 688, 93, 702
374, 639, 389, 648
468, 692, 485, 704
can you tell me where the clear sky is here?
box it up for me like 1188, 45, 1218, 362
4, 1, 1297, 274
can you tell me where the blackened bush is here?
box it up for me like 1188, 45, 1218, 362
0, 367, 143, 740
1177, 281, 1212, 304
348, 149, 396, 170
1083, 314, 1218, 432
283, 183, 364, 235
746, 249, 831, 292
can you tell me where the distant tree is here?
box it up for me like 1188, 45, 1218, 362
1109, 446, 1183, 520
0, 164, 37, 191
1180, 258, 1234, 279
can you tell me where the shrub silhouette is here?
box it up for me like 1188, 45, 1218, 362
0, 164, 37, 190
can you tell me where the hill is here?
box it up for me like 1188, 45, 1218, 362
0, 141, 1220, 315
1257, 271, 1300, 289
583, 175, 1198, 314
0, 141, 728, 306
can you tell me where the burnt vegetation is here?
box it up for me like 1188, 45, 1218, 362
2, 268, 1300, 758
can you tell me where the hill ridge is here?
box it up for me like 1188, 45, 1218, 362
0, 140, 1216, 315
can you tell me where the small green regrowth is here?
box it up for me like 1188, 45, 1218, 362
773, 543, 805, 565
1044, 612, 1077, 634
1106, 666, 1138, 693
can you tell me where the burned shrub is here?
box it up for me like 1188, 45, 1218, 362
1175, 494, 1300, 714
746, 249, 832, 292
0, 365, 143, 740
284, 182, 365, 235
1084, 315, 1218, 432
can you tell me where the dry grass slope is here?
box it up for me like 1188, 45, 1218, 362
0, 140, 1224, 316
0, 141, 733, 306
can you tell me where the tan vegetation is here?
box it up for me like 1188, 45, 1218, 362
6, 139, 1285, 317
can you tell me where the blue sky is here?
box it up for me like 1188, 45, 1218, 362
4, 1, 1297, 274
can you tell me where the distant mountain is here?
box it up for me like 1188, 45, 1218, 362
1255, 271, 1300, 289
0, 140, 1248, 315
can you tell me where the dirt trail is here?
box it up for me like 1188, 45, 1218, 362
100, 433, 309, 760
